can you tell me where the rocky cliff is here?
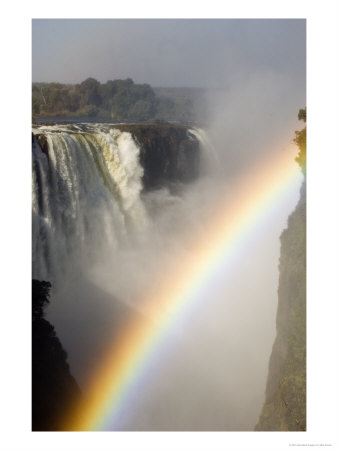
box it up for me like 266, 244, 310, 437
255, 180, 306, 431
32, 280, 81, 431
113, 123, 200, 190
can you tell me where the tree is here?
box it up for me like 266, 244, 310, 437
32, 279, 51, 320
294, 108, 306, 174
79, 77, 102, 107
32, 77, 199, 121
298, 108, 306, 122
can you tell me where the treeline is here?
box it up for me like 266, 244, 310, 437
32, 77, 198, 122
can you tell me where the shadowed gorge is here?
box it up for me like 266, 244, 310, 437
32, 120, 303, 431
32, 280, 81, 431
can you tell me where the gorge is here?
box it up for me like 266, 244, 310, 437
32, 121, 305, 431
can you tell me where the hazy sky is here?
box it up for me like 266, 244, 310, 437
32, 19, 305, 89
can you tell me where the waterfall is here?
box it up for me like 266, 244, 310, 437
31, 122, 207, 397
188, 127, 220, 172
32, 125, 148, 283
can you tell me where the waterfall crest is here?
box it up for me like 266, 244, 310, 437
32, 125, 148, 282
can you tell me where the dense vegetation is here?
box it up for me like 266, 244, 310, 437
255, 109, 306, 431
32, 77, 202, 122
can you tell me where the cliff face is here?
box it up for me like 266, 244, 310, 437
112, 123, 200, 190
32, 280, 81, 431
255, 181, 306, 431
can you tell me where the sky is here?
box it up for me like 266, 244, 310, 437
32, 18, 306, 172
32, 19, 305, 89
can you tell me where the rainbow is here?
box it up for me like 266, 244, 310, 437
67, 147, 302, 431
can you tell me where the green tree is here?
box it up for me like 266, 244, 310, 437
32, 279, 51, 320
99, 80, 118, 110
294, 108, 306, 174
79, 77, 102, 107
68, 90, 81, 112
298, 108, 306, 122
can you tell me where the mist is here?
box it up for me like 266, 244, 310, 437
32, 18, 305, 430
41, 126, 302, 431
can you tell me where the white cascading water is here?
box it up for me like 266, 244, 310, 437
188, 127, 220, 173
32, 125, 147, 283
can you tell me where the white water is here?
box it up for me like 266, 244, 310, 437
32, 123, 302, 430
32, 126, 147, 282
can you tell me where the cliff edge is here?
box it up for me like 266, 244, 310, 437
255, 110, 306, 431
255, 180, 306, 431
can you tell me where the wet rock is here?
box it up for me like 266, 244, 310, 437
111, 123, 200, 190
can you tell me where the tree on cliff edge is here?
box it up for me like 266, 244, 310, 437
294, 108, 306, 174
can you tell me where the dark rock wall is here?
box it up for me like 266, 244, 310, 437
255, 181, 306, 431
32, 280, 81, 431
113, 123, 200, 190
